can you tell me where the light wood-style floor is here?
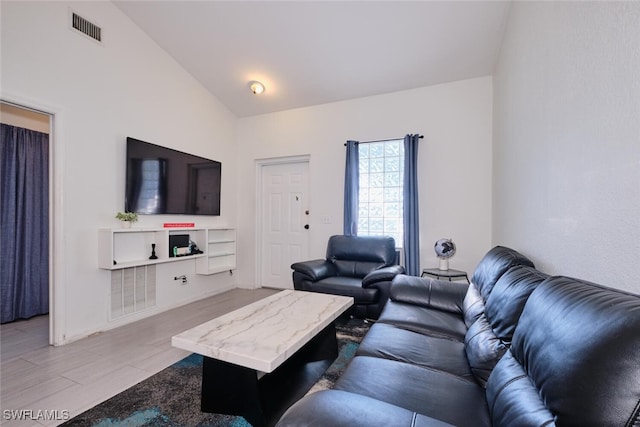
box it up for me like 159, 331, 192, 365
0, 288, 279, 427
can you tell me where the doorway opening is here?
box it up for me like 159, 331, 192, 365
1, 100, 55, 345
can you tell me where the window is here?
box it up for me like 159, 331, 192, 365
357, 139, 404, 246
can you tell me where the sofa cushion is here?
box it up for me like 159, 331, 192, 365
484, 265, 549, 343
326, 235, 396, 277
469, 246, 534, 299
332, 259, 387, 278
464, 265, 549, 386
377, 300, 467, 341
356, 323, 474, 382
486, 276, 640, 426
390, 275, 468, 314
326, 235, 396, 270
335, 356, 491, 427
313, 276, 378, 303
276, 390, 457, 427
485, 351, 555, 426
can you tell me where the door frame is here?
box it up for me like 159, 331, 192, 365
1, 93, 66, 346
255, 155, 310, 288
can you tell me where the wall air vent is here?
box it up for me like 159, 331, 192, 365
110, 265, 156, 320
71, 12, 102, 43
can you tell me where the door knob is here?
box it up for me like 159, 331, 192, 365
304, 224, 310, 229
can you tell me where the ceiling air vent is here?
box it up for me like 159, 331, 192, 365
71, 12, 102, 43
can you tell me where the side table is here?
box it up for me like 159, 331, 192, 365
421, 268, 470, 284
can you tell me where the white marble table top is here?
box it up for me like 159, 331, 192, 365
171, 290, 353, 373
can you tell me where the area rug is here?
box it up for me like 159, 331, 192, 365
62, 316, 370, 427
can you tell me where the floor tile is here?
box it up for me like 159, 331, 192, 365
0, 289, 279, 427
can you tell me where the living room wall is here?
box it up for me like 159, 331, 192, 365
236, 77, 494, 287
1, 2, 238, 343
493, 1, 640, 293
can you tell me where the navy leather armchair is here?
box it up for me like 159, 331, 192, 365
291, 235, 404, 319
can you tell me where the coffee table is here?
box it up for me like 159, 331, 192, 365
171, 290, 353, 427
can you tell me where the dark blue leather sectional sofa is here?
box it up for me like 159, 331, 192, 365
277, 246, 640, 427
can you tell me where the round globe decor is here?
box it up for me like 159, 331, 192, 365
434, 238, 456, 271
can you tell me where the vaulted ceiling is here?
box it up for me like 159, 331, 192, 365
115, 1, 511, 117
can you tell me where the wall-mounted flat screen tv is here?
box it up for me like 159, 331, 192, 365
125, 137, 221, 215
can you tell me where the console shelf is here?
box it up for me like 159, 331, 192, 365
99, 227, 236, 275
196, 228, 237, 275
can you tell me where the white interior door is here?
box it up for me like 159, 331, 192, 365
260, 160, 310, 289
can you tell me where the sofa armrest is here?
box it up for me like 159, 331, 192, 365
390, 274, 469, 314
290, 259, 337, 281
276, 390, 455, 427
362, 265, 405, 287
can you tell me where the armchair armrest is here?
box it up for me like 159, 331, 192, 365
390, 274, 468, 314
290, 259, 337, 282
362, 265, 405, 287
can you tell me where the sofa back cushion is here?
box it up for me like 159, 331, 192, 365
469, 246, 535, 300
486, 276, 640, 426
327, 235, 396, 278
464, 266, 548, 386
484, 265, 549, 344
462, 246, 535, 328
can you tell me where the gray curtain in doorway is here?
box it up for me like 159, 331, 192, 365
0, 123, 49, 323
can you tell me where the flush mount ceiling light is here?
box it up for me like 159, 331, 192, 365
249, 81, 265, 95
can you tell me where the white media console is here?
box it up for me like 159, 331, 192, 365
98, 227, 236, 275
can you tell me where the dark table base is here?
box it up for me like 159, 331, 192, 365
201, 321, 338, 427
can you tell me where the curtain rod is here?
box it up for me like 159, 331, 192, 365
344, 135, 423, 146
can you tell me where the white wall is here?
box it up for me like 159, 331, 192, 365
236, 77, 494, 287
493, 2, 640, 293
1, 2, 238, 343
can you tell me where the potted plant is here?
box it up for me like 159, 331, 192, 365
115, 211, 138, 228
